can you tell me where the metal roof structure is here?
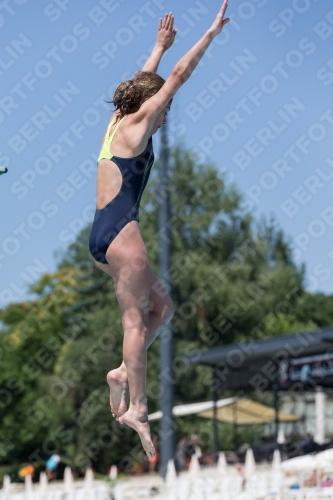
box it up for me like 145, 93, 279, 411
184, 326, 333, 391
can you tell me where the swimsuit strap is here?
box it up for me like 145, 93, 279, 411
98, 114, 127, 162
107, 115, 127, 142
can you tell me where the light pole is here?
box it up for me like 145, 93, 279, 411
158, 121, 174, 479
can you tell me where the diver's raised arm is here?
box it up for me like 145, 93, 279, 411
142, 13, 177, 73
174, 0, 229, 82
133, 1, 229, 125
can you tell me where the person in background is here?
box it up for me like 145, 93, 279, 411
45, 453, 61, 481
148, 435, 159, 474
175, 434, 190, 472
235, 463, 246, 487
302, 434, 321, 454
190, 433, 202, 459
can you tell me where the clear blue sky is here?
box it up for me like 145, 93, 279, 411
1, 0, 333, 307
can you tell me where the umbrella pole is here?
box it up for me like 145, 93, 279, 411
212, 367, 219, 464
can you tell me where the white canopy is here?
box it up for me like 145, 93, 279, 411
314, 449, 333, 470
148, 397, 235, 421
281, 449, 333, 472
281, 455, 317, 471
149, 397, 299, 425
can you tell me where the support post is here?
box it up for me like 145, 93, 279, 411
273, 375, 279, 450
158, 122, 174, 479
233, 401, 238, 450
212, 367, 219, 464
315, 386, 326, 445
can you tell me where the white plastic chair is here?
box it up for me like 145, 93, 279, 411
49, 491, 64, 500
94, 485, 112, 500
317, 490, 333, 500
190, 477, 215, 500
113, 483, 125, 500
245, 473, 269, 498
178, 478, 191, 495
190, 477, 205, 500
269, 471, 284, 496
219, 475, 243, 500
75, 490, 86, 500
283, 489, 321, 500
203, 477, 216, 497
169, 478, 191, 500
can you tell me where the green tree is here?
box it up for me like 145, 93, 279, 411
1, 141, 331, 474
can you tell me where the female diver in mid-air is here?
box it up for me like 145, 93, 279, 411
89, 1, 230, 458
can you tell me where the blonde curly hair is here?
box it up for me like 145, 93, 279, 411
109, 71, 171, 119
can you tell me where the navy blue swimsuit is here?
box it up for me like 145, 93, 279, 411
89, 115, 154, 264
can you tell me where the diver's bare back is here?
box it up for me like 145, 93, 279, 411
101, 111, 152, 159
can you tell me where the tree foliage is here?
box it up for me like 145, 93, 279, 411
1, 142, 332, 478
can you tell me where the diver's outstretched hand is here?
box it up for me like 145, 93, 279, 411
208, 0, 230, 38
156, 12, 177, 51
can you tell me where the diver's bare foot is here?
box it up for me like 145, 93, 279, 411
118, 407, 156, 458
107, 366, 128, 418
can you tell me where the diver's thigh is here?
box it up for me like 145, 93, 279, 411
105, 221, 150, 325
147, 267, 174, 318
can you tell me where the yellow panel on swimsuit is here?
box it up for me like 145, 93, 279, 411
98, 115, 127, 163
